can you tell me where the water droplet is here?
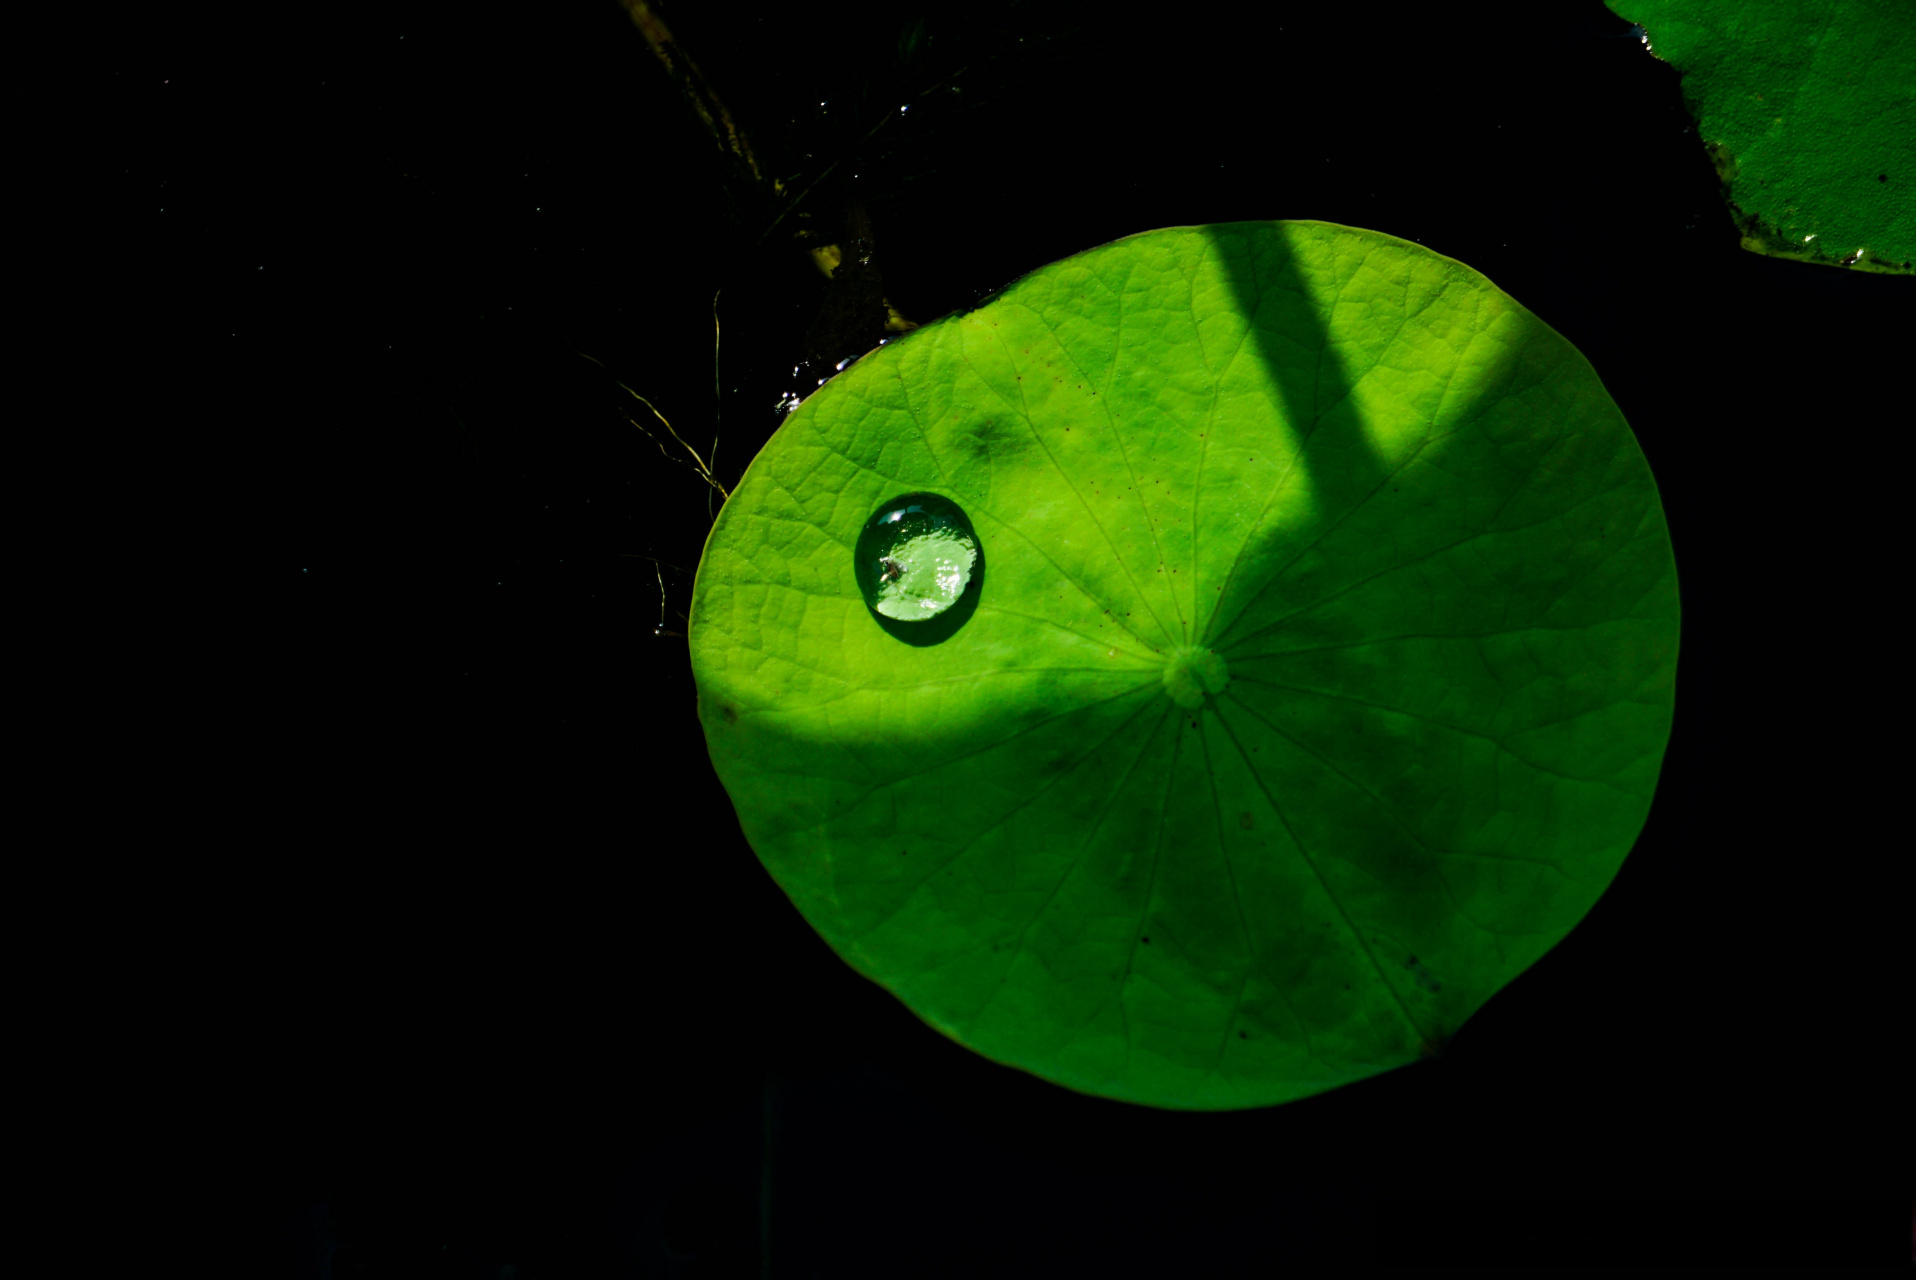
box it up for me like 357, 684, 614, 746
855, 493, 980, 622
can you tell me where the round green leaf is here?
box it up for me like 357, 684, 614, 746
690, 221, 1680, 1110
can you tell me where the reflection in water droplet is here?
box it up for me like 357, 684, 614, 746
855, 493, 980, 622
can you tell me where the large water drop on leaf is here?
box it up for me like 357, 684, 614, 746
855, 493, 980, 622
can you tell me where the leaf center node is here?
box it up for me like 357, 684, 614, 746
1161, 645, 1229, 711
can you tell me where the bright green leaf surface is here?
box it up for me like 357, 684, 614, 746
690, 222, 1680, 1109
1608, 0, 1915, 274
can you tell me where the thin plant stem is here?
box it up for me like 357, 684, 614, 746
573, 346, 729, 501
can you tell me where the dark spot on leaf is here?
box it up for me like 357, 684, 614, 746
1238, 1031, 1248, 1039
1238, 812, 1255, 830
721, 704, 738, 724
1880, 174, 1889, 181
1403, 954, 1443, 992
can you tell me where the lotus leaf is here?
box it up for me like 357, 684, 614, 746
690, 221, 1680, 1109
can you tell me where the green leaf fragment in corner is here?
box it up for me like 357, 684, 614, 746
1607, 0, 1915, 274
690, 221, 1681, 1110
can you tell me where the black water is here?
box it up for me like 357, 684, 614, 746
93, 1, 1912, 1274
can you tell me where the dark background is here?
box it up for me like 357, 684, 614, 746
97, 0, 1910, 1274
